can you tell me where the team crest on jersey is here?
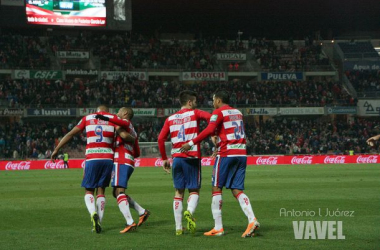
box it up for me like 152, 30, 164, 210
210, 115, 218, 122
98, 120, 108, 125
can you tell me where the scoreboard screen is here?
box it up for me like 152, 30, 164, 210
26, 0, 106, 26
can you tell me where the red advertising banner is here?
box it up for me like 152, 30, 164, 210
0, 155, 379, 171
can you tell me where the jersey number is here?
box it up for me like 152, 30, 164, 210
232, 121, 245, 139
177, 124, 185, 141
95, 125, 104, 142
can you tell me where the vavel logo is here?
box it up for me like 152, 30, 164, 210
5, 161, 31, 170
256, 156, 278, 165
291, 156, 313, 165
324, 156, 346, 164
293, 221, 345, 240
356, 155, 378, 164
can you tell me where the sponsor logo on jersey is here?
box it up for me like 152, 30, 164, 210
210, 114, 218, 122
86, 148, 113, 154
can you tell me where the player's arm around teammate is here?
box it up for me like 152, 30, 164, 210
51, 127, 81, 161
181, 90, 260, 238
52, 105, 119, 233
98, 107, 150, 233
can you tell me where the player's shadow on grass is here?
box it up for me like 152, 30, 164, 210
140, 219, 171, 227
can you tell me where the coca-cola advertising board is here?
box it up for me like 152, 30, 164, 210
1, 155, 379, 171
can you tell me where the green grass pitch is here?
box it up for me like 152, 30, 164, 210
0, 164, 379, 249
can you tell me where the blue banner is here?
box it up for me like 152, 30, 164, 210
326, 106, 357, 115
261, 72, 303, 81
344, 61, 380, 71
27, 108, 76, 117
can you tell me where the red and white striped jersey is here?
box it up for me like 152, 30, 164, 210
114, 121, 140, 167
158, 108, 211, 160
76, 112, 117, 161
210, 105, 246, 157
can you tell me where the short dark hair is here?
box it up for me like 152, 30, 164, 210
126, 107, 134, 120
213, 90, 230, 104
97, 105, 109, 112
179, 90, 197, 106
119, 107, 134, 120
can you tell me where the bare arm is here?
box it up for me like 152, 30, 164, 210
211, 135, 218, 146
51, 127, 82, 161
367, 134, 380, 141
116, 126, 136, 143
367, 134, 380, 146
210, 135, 218, 158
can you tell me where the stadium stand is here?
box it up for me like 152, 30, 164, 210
1, 31, 379, 160
245, 117, 380, 155
249, 38, 331, 71
0, 34, 51, 69
345, 70, 380, 93
0, 31, 333, 71
91, 34, 214, 71
1, 117, 379, 159
0, 78, 355, 108
338, 41, 379, 59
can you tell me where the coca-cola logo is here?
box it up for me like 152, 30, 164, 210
154, 158, 173, 167
356, 155, 378, 164
5, 161, 31, 170
81, 160, 85, 168
291, 156, 313, 165
324, 156, 346, 164
201, 158, 213, 166
44, 160, 65, 169
256, 157, 278, 165
135, 158, 141, 167
155, 159, 164, 167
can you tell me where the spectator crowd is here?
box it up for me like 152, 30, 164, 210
245, 117, 380, 155
249, 37, 331, 71
0, 34, 51, 69
346, 70, 380, 94
0, 31, 332, 71
0, 118, 164, 159
0, 31, 376, 160
0, 117, 378, 159
0, 77, 356, 108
